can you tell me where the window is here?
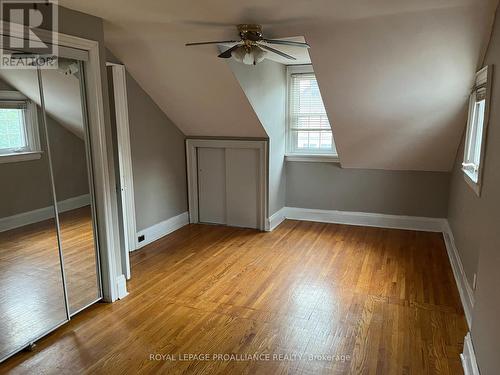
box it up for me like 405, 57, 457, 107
286, 65, 337, 158
0, 91, 40, 162
462, 66, 490, 194
0, 108, 28, 153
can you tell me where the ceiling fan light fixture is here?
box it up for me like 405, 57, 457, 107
251, 46, 266, 65
231, 45, 266, 65
186, 24, 308, 63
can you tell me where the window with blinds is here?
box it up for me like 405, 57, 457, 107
0, 107, 27, 152
462, 66, 490, 189
0, 92, 39, 157
288, 72, 336, 155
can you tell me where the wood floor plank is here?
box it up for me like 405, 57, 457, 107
0, 220, 467, 374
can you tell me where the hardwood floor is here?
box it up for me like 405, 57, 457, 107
58, 206, 101, 313
0, 220, 467, 374
0, 206, 100, 361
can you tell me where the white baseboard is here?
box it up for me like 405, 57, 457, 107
442, 221, 474, 328
461, 332, 480, 375
275, 207, 446, 232
135, 211, 189, 250
115, 274, 128, 300
265, 207, 286, 231
0, 194, 91, 233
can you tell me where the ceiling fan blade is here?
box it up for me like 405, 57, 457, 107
185, 40, 239, 46
259, 45, 296, 60
261, 39, 310, 48
218, 45, 241, 58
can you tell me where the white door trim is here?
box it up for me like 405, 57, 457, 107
1, 22, 124, 302
107, 62, 135, 280
186, 139, 268, 231
461, 332, 480, 375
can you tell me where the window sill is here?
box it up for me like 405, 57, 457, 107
285, 154, 340, 163
462, 168, 481, 196
0, 151, 42, 164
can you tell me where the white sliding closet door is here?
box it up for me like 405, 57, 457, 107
197, 147, 226, 224
196, 146, 260, 229
225, 148, 259, 229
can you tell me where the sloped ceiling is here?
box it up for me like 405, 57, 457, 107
0, 61, 84, 138
59, 0, 498, 170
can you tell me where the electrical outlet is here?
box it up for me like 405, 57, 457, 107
138, 235, 145, 242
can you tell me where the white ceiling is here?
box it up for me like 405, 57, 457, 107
59, 0, 498, 170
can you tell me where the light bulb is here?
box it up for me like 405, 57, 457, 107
231, 45, 266, 65
231, 46, 247, 63
252, 46, 266, 65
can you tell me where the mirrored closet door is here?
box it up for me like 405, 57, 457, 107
40, 58, 101, 315
0, 50, 102, 362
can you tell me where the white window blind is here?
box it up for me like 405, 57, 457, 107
288, 73, 336, 154
0, 108, 28, 153
0, 91, 40, 158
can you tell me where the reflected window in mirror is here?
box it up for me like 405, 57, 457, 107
0, 91, 41, 162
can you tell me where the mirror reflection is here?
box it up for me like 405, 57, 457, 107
0, 67, 67, 359
0, 55, 101, 361
41, 58, 100, 314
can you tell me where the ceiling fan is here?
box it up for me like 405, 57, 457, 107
185, 24, 310, 65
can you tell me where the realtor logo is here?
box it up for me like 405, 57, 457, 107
0, 0, 58, 69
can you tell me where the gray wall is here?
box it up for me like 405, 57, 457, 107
49, 115, 89, 203
0, 114, 89, 217
124, 71, 187, 231
448, 4, 500, 374
448, 136, 481, 288
107, 50, 187, 231
286, 162, 450, 217
227, 59, 286, 215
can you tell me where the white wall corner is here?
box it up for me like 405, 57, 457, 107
442, 220, 475, 328
461, 332, 480, 375
116, 274, 128, 299
265, 207, 287, 231
135, 211, 189, 250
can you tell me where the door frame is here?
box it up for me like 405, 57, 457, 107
106, 62, 135, 280
1, 22, 125, 302
186, 138, 268, 231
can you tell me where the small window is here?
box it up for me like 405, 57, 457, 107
0, 91, 40, 162
287, 66, 337, 156
0, 108, 28, 153
462, 66, 490, 194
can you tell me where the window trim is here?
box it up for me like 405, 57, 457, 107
0, 151, 42, 164
285, 65, 337, 161
461, 65, 492, 196
0, 90, 41, 162
284, 154, 339, 163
